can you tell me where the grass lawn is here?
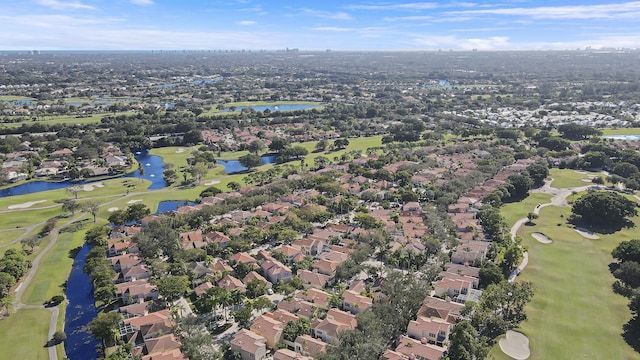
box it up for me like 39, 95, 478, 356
500, 192, 552, 228
0, 112, 130, 128
0, 308, 51, 360
0, 229, 28, 248
601, 128, 640, 135
0, 95, 36, 101
491, 203, 640, 359
22, 220, 90, 306
549, 168, 605, 189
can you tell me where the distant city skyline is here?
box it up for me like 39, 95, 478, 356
1, 0, 639, 51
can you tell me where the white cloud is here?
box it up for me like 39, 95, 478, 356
130, 0, 154, 5
412, 35, 511, 49
313, 27, 354, 32
301, 9, 352, 20
36, 0, 95, 10
383, 15, 434, 21
346, 2, 439, 10
237, 20, 256, 26
449, 2, 640, 20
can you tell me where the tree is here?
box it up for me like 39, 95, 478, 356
572, 191, 637, 227
233, 309, 252, 329
251, 296, 273, 314
613, 239, 640, 263
611, 162, 640, 178
526, 161, 549, 186
558, 123, 601, 140
133, 219, 181, 260
614, 261, 640, 289
448, 321, 488, 360
538, 137, 570, 151
189, 163, 208, 184
66, 185, 82, 199
200, 186, 222, 198
83, 200, 100, 223
315, 139, 329, 152
153, 275, 190, 302
52, 331, 67, 344
506, 173, 533, 199
479, 261, 504, 289
269, 137, 290, 152
0, 272, 16, 298
238, 154, 262, 170
245, 279, 267, 299
126, 203, 150, 222
473, 281, 534, 338
227, 181, 240, 192
108, 209, 128, 226
89, 312, 122, 346
85, 225, 108, 246
353, 213, 382, 229
581, 151, 610, 169
247, 140, 266, 155
163, 168, 178, 185
333, 138, 349, 150
527, 212, 538, 224
60, 198, 81, 215
20, 235, 41, 253
283, 317, 311, 342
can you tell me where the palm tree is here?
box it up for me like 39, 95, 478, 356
229, 289, 245, 312
217, 289, 232, 321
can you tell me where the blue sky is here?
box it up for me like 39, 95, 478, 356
1, 0, 639, 50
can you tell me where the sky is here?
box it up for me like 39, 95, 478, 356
1, 0, 640, 51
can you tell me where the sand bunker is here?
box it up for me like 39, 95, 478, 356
127, 199, 142, 204
581, 178, 594, 182
176, 148, 185, 153
8, 200, 47, 209
575, 227, 600, 239
107, 207, 119, 212
532, 232, 553, 244
499, 330, 530, 360
204, 180, 221, 186
82, 182, 105, 191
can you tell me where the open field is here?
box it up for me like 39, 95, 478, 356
0, 229, 29, 248
549, 168, 605, 189
0, 111, 131, 129
0, 96, 36, 101
500, 192, 552, 228
602, 128, 640, 135
492, 175, 640, 359
0, 308, 51, 360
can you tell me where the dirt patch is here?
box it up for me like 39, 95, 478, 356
204, 180, 220, 186
499, 330, 531, 360
8, 200, 47, 209
532, 232, 553, 244
126, 199, 142, 204
107, 207, 119, 212
575, 227, 600, 239
82, 182, 104, 191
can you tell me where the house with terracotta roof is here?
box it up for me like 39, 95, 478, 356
231, 252, 259, 266
230, 329, 267, 360
310, 317, 353, 344
243, 271, 272, 289
138, 334, 182, 358
210, 258, 233, 273
265, 309, 299, 327
292, 237, 327, 256
141, 348, 187, 360
193, 282, 214, 297
294, 334, 327, 358
341, 290, 372, 314
450, 241, 489, 266
417, 297, 464, 324
261, 260, 293, 284
444, 263, 481, 278
295, 288, 331, 309
407, 316, 452, 347
277, 298, 318, 319
250, 314, 284, 349
274, 245, 304, 264
433, 277, 472, 298
312, 259, 339, 277
116, 279, 158, 304
110, 254, 143, 272
180, 229, 206, 250
273, 348, 310, 360
394, 335, 446, 360
297, 269, 332, 289
122, 309, 174, 340
326, 308, 357, 329
382, 349, 410, 360
218, 274, 246, 293
206, 231, 231, 249
119, 264, 151, 283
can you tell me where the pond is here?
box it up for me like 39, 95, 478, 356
217, 154, 277, 174
0, 150, 167, 198
221, 104, 322, 112
64, 243, 100, 360
155, 200, 196, 214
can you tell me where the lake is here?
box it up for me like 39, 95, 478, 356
221, 104, 322, 112
217, 154, 277, 174
64, 243, 100, 360
156, 200, 196, 214
0, 150, 166, 198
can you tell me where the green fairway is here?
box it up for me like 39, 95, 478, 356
22, 224, 89, 305
601, 128, 640, 135
549, 168, 605, 189
500, 192, 552, 228
493, 202, 640, 359
0, 308, 51, 360
0, 112, 130, 128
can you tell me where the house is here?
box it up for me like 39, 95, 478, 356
277, 298, 318, 319
261, 260, 293, 284
417, 297, 464, 324
341, 290, 372, 314
180, 229, 206, 249
382, 349, 410, 360
444, 263, 481, 278
312, 259, 339, 277
433, 277, 472, 298
395, 335, 446, 360
310, 317, 353, 344
292, 237, 327, 256
295, 335, 327, 358
193, 282, 214, 297
116, 279, 158, 304
231, 252, 259, 266
218, 274, 246, 293
407, 316, 452, 347
295, 288, 331, 309
110, 254, 142, 272
206, 231, 231, 249
230, 329, 267, 360
273, 349, 310, 360
141, 348, 187, 360
450, 241, 489, 266
243, 271, 273, 289
120, 264, 151, 283
326, 308, 357, 329
274, 245, 304, 264
250, 314, 284, 349
297, 270, 332, 289
122, 309, 173, 340
265, 309, 299, 327
140, 334, 182, 357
